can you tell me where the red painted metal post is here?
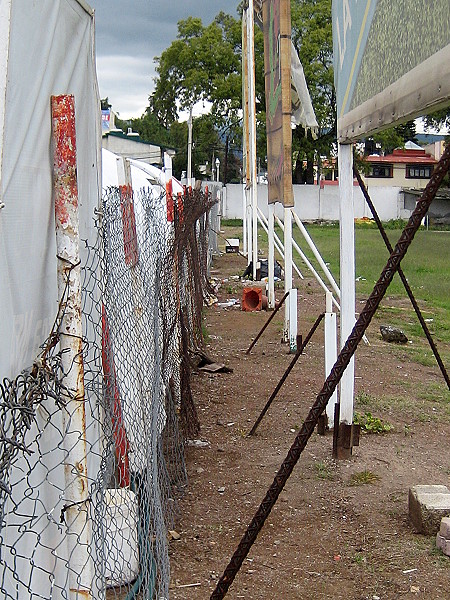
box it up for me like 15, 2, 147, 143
51, 94, 94, 599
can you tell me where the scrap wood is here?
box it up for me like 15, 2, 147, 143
192, 349, 233, 373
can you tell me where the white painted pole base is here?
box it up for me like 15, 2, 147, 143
283, 208, 293, 343
288, 288, 298, 353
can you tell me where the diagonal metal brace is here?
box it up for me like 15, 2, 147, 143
248, 312, 325, 436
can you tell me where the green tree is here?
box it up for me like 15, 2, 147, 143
367, 120, 417, 155
149, 9, 267, 183
422, 107, 450, 132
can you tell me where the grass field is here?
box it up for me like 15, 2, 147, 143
220, 218, 450, 365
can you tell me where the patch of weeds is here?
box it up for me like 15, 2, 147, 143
354, 412, 392, 434
352, 551, 367, 565
201, 322, 210, 343
314, 461, 335, 481
355, 390, 376, 407
403, 424, 413, 437
225, 285, 234, 294
349, 470, 380, 486
419, 537, 450, 568
430, 536, 450, 569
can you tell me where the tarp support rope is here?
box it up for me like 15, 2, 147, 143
210, 144, 450, 599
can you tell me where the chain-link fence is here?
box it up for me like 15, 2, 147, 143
0, 185, 215, 599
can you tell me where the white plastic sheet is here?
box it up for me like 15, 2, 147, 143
0, 0, 101, 380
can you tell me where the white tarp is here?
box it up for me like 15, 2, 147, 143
0, 1, 101, 597
0, 0, 100, 380
290, 41, 318, 136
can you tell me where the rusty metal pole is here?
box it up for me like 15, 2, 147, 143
210, 144, 450, 600
51, 95, 93, 599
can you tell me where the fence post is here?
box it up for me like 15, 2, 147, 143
51, 94, 94, 599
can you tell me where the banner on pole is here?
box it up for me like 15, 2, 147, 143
263, 0, 294, 207
333, 0, 450, 143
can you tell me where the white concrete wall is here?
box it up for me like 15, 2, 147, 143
223, 184, 405, 222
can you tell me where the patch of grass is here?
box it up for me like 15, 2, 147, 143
221, 218, 243, 227
415, 537, 450, 568
354, 412, 393, 434
355, 390, 377, 407
349, 470, 381, 486
314, 461, 335, 481
352, 551, 367, 565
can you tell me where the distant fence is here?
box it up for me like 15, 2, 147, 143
222, 183, 413, 222
0, 186, 215, 599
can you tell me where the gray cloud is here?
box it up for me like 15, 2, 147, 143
90, 0, 241, 117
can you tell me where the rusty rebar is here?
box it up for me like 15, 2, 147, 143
248, 312, 325, 436
246, 291, 289, 354
353, 166, 449, 390
210, 144, 450, 600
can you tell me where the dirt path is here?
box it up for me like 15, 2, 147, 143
169, 252, 449, 600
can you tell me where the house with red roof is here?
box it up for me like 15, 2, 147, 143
364, 142, 438, 189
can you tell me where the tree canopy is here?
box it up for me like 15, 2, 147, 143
118, 0, 448, 185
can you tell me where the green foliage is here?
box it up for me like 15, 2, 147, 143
314, 460, 335, 481
366, 120, 417, 155
423, 108, 450, 132
150, 11, 246, 182
349, 470, 381, 486
354, 412, 392, 434
152, 13, 242, 123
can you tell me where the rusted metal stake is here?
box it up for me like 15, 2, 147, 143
51, 95, 93, 599
211, 144, 450, 600
354, 166, 449, 390
248, 313, 325, 436
246, 291, 289, 354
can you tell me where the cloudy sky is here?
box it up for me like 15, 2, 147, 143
90, 1, 241, 119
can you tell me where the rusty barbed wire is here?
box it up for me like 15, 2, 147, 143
1, 184, 215, 599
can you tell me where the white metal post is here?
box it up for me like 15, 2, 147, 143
324, 291, 338, 427
51, 95, 93, 599
283, 207, 294, 346
276, 214, 339, 308
338, 143, 355, 424
247, 189, 252, 264
268, 203, 275, 309
248, 0, 258, 280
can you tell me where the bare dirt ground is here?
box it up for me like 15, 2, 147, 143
169, 251, 450, 600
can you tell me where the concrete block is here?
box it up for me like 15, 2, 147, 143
408, 485, 450, 535
436, 533, 450, 556
439, 516, 450, 539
